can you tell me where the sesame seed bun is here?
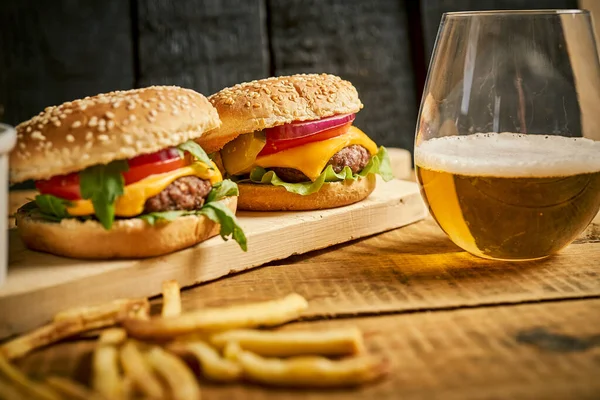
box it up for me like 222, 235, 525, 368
237, 175, 376, 211
10, 86, 220, 183
15, 196, 237, 259
197, 74, 363, 153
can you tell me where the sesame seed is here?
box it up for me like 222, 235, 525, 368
59, 114, 67, 119
142, 102, 150, 108
85, 132, 94, 141
107, 120, 115, 129
82, 153, 90, 159
123, 134, 133, 144
105, 111, 115, 119
88, 117, 98, 127
72, 121, 82, 128
98, 134, 109, 142
253, 103, 260, 108
19, 142, 26, 149
26, 126, 32, 133
31, 131, 45, 141
98, 119, 106, 127
150, 109, 158, 117
66, 134, 75, 143
127, 103, 136, 110
129, 115, 136, 121
98, 126, 106, 132
85, 142, 93, 149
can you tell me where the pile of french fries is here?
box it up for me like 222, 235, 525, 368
0, 280, 388, 399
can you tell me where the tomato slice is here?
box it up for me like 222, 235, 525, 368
36, 148, 187, 200
258, 122, 352, 156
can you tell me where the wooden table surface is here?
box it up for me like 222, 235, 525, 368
6, 179, 600, 399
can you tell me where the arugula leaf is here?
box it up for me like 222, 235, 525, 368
34, 194, 72, 218
206, 179, 239, 203
138, 210, 186, 225
248, 146, 394, 195
138, 199, 247, 252
177, 141, 213, 168
198, 202, 247, 251
79, 160, 129, 230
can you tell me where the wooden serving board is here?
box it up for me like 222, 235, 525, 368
1, 169, 426, 339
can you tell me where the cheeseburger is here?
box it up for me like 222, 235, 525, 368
198, 74, 393, 211
10, 86, 246, 259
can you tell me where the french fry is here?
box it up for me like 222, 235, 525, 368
224, 342, 388, 388
210, 327, 365, 357
45, 375, 105, 400
145, 346, 201, 400
162, 280, 182, 317
54, 298, 149, 323
92, 344, 123, 400
123, 293, 308, 340
120, 341, 164, 399
0, 378, 27, 400
98, 328, 127, 346
0, 355, 60, 400
0, 298, 148, 360
168, 341, 242, 382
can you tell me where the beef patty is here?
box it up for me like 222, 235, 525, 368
144, 176, 212, 213
271, 145, 370, 183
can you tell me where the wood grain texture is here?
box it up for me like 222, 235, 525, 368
137, 0, 270, 95
166, 217, 600, 318
0, 0, 134, 126
420, 0, 579, 59
17, 299, 600, 399
1, 177, 425, 339
268, 0, 418, 150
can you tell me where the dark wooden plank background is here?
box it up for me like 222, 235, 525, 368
0, 0, 581, 188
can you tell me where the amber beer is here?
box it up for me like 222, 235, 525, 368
415, 133, 600, 260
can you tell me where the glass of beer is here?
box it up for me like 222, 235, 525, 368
415, 10, 600, 261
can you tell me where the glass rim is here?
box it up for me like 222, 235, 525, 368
443, 9, 588, 17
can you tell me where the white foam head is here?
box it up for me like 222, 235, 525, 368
414, 133, 600, 177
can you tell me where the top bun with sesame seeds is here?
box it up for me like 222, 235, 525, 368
196, 74, 363, 153
10, 86, 220, 183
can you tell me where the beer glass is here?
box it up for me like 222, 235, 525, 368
415, 10, 600, 261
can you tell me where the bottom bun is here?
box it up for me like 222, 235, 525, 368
237, 174, 376, 211
15, 197, 237, 259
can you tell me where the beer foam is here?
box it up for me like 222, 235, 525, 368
414, 133, 600, 177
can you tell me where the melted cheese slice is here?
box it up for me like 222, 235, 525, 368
67, 162, 222, 217
255, 126, 378, 181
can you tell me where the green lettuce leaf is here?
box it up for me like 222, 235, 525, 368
247, 146, 394, 195
177, 140, 213, 168
79, 160, 129, 230
206, 179, 239, 203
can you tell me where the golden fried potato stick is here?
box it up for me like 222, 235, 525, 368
0, 298, 148, 360
0, 356, 60, 400
123, 293, 308, 340
120, 341, 164, 399
145, 346, 201, 400
98, 328, 127, 346
210, 327, 365, 357
224, 342, 388, 388
92, 343, 123, 400
54, 298, 149, 323
162, 280, 182, 317
0, 378, 27, 400
168, 341, 242, 382
45, 376, 106, 400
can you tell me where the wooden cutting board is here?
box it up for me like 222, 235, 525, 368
0, 150, 425, 339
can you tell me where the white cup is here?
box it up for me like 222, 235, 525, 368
0, 124, 16, 286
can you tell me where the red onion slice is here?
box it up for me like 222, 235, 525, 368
264, 113, 356, 141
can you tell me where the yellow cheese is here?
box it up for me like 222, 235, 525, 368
67, 162, 222, 217
255, 126, 378, 181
